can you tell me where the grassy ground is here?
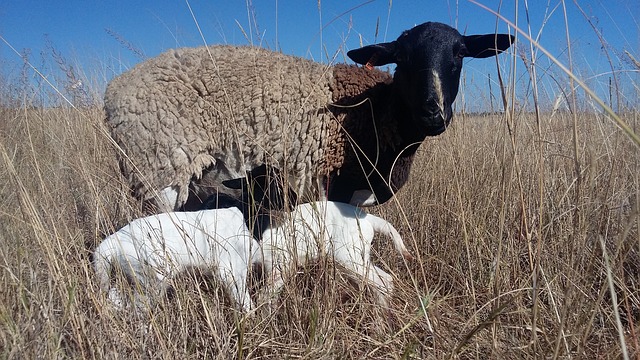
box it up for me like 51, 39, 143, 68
0, 98, 637, 358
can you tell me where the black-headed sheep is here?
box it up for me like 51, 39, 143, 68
104, 21, 514, 210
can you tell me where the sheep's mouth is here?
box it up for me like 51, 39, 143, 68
418, 116, 448, 136
423, 124, 446, 136
417, 111, 452, 136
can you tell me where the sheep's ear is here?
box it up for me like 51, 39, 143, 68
463, 34, 514, 58
222, 178, 245, 190
347, 41, 398, 66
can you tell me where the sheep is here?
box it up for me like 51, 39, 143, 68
92, 165, 289, 312
104, 21, 514, 211
251, 200, 414, 308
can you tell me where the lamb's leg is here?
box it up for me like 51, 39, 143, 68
238, 279, 254, 313
158, 186, 180, 211
106, 288, 125, 309
115, 258, 156, 312
370, 265, 394, 305
223, 269, 253, 312
93, 256, 126, 310
258, 266, 286, 309
344, 262, 394, 307
365, 214, 414, 261
130, 266, 167, 313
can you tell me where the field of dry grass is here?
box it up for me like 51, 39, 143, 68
0, 3, 639, 355
0, 93, 637, 358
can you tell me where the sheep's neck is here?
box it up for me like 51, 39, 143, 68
325, 64, 424, 204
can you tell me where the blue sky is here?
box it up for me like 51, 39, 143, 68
0, 1, 638, 110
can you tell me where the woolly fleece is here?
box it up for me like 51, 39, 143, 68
105, 45, 342, 205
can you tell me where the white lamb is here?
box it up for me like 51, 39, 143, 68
258, 201, 414, 307
93, 165, 294, 312
93, 207, 258, 312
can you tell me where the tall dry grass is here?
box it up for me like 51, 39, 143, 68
1, 100, 638, 358
1, 4, 639, 357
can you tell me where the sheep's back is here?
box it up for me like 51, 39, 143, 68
105, 45, 337, 204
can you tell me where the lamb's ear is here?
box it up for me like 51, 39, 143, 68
246, 164, 268, 179
285, 187, 298, 208
289, 188, 298, 205
463, 34, 515, 58
222, 178, 245, 190
347, 41, 398, 66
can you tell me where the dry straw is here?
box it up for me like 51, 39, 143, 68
0, 1, 638, 358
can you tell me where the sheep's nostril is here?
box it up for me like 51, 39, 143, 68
423, 102, 443, 118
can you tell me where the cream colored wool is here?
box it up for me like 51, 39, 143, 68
105, 46, 337, 205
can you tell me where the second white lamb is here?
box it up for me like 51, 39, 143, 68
258, 201, 414, 307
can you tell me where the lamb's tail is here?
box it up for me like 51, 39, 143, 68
365, 214, 414, 261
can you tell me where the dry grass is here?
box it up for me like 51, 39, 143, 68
1, 5, 639, 355
0, 98, 638, 358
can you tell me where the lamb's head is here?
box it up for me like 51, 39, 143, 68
347, 21, 514, 136
222, 164, 298, 213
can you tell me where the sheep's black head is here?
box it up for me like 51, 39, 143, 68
348, 21, 514, 136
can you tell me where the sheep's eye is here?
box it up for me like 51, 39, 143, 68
451, 48, 465, 73
456, 47, 467, 60
395, 47, 410, 65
